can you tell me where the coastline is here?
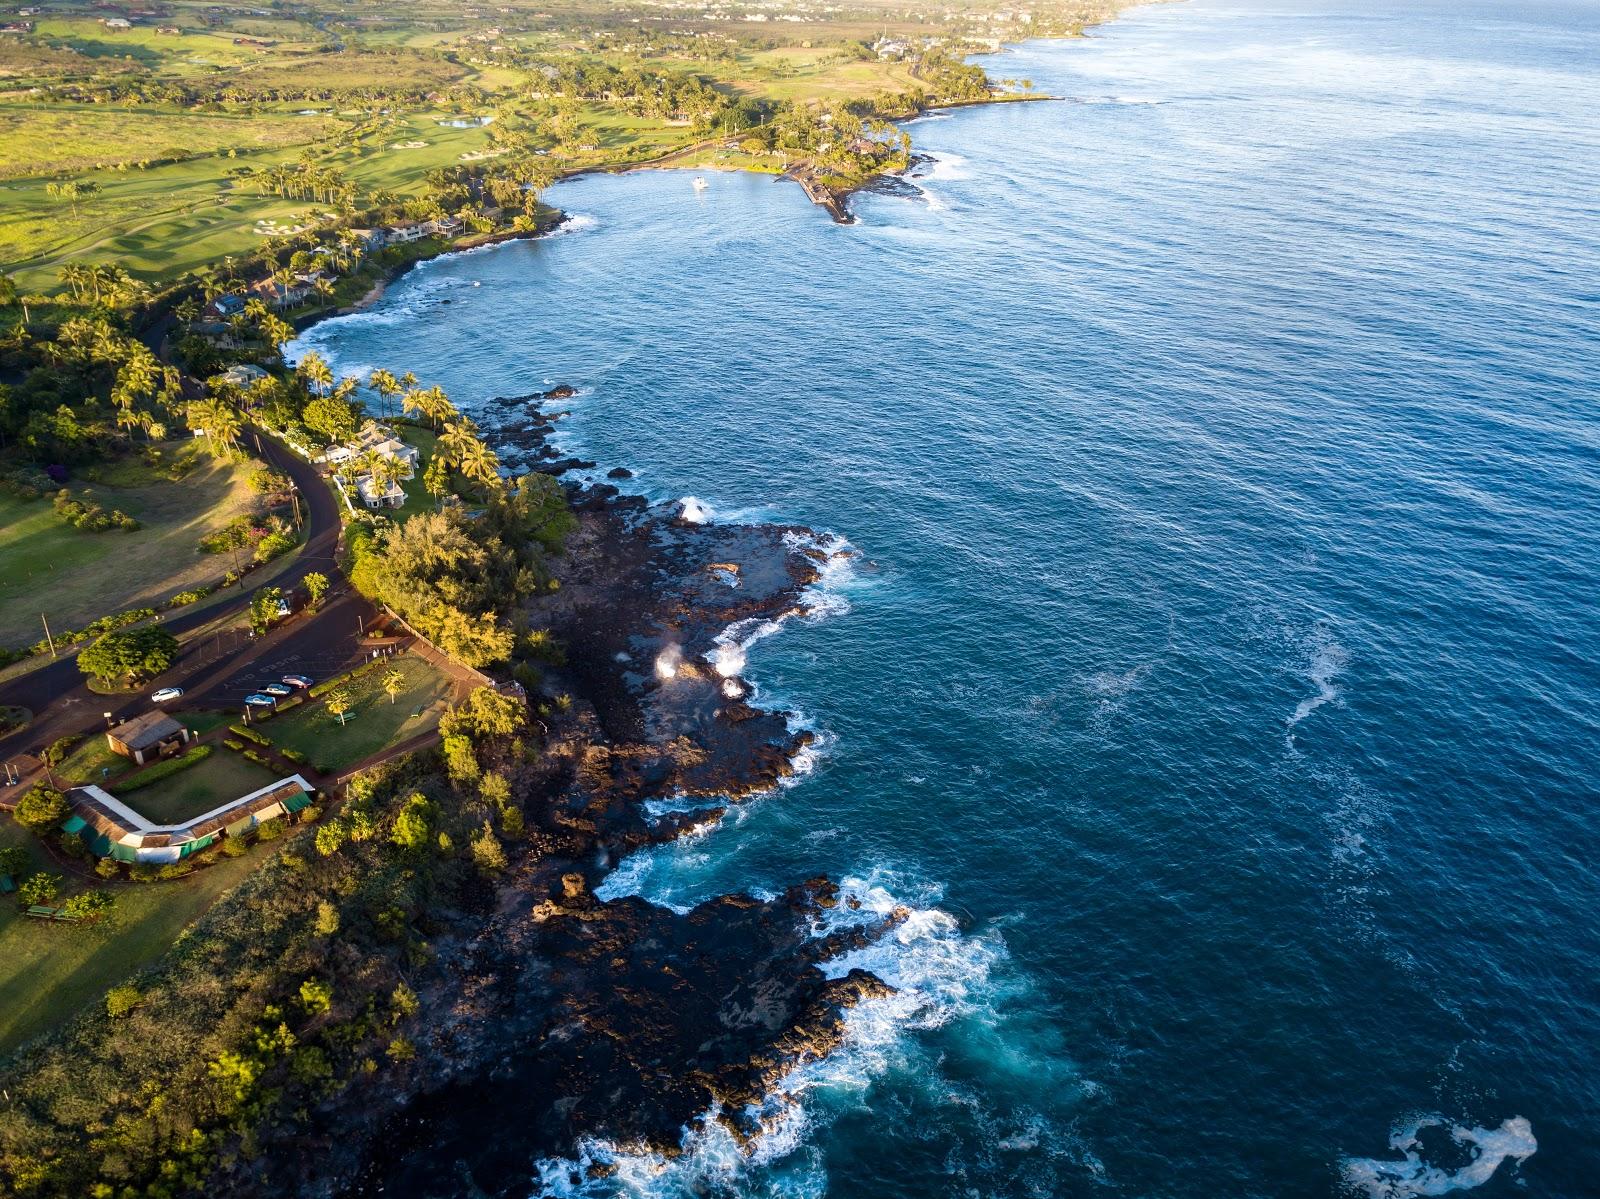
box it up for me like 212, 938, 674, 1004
224, 391, 894, 1196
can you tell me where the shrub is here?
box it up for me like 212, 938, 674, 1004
256, 817, 284, 842
166, 587, 212, 608
42, 735, 80, 767
119, 744, 211, 792
221, 837, 249, 858
62, 889, 114, 919
229, 724, 271, 746
280, 747, 307, 764
242, 749, 270, 766
106, 985, 142, 1018
18, 872, 61, 906
223, 738, 245, 751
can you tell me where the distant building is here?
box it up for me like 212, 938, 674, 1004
105, 711, 191, 766
326, 422, 420, 476
248, 277, 311, 310
209, 293, 246, 318
384, 221, 430, 244
220, 363, 268, 388
429, 214, 464, 237
62, 775, 316, 864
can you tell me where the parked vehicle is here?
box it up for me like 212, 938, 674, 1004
244, 693, 277, 707
150, 687, 184, 703
282, 674, 313, 689
262, 683, 293, 697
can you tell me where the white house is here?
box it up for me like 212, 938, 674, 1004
356, 474, 406, 509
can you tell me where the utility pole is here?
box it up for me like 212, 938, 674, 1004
40, 613, 56, 658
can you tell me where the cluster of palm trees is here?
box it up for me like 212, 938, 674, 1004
252, 159, 356, 207
434, 415, 503, 497
185, 396, 244, 452
58, 262, 149, 311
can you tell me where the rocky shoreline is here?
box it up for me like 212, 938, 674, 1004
266, 390, 887, 1197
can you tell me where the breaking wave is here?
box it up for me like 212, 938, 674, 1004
1340, 1115, 1536, 1198
532, 873, 1008, 1199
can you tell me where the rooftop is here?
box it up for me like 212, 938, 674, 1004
108, 711, 186, 751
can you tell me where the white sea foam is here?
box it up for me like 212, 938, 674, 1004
548, 212, 600, 237
922, 151, 970, 180
1341, 1116, 1536, 1198
532, 871, 1004, 1199
1286, 624, 1349, 743
678, 495, 712, 524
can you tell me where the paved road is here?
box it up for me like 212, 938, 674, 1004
0, 429, 344, 765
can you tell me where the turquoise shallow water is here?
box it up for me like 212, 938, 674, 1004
297, 1, 1600, 1194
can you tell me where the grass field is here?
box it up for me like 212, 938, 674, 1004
0, 101, 339, 179
0, 442, 260, 649
265, 654, 455, 773
57, 735, 127, 787
0, 818, 274, 1056
120, 750, 281, 826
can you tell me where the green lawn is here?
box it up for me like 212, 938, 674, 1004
0, 442, 258, 649
393, 427, 438, 521
119, 750, 281, 826
0, 821, 273, 1057
57, 734, 127, 788
265, 655, 454, 773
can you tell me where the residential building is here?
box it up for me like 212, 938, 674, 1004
62, 775, 316, 864
357, 474, 406, 508
221, 363, 269, 388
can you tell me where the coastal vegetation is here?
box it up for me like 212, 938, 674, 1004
0, 1, 1132, 1193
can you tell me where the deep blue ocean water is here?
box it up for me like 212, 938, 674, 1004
296, 1, 1600, 1194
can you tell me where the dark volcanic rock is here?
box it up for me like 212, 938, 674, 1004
314, 388, 877, 1199
606, 466, 632, 479
350, 880, 897, 1198
541, 383, 578, 399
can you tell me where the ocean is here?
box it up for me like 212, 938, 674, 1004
293, 0, 1600, 1194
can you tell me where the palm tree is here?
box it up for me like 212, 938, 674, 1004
458, 439, 503, 494
368, 368, 401, 419
436, 419, 480, 469
299, 351, 334, 397
382, 668, 405, 705
0, 273, 26, 328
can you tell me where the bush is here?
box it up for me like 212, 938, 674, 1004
167, 587, 212, 608
242, 749, 270, 766
221, 837, 249, 858
18, 872, 61, 906
119, 744, 212, 792
52, 489, 140, 533
42, 734, 80, 767
280, 747, 307, 764
222, 738, 245, 751
106, 985, 142, 1018
229, 724, 271, 746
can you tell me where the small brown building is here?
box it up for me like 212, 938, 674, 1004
106, 711, 190, 766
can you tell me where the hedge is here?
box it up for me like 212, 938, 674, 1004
228, 724, 271, 747
119, 745, 213, 792
309, 659, 382, 699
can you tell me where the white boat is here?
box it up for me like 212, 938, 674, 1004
692, 176, 709, 191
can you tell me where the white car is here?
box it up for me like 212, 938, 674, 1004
150, 687, 184, 703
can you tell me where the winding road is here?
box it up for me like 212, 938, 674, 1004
0, 429, 343, 769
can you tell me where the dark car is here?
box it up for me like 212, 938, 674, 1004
282, 674, 313, 689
